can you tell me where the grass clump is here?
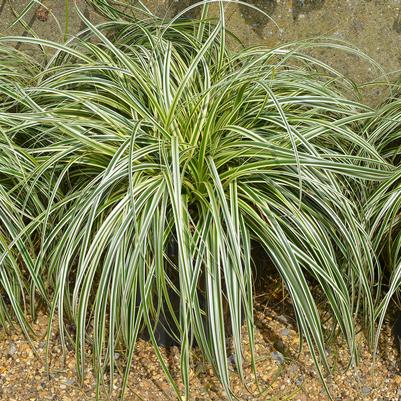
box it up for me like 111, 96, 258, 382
0, 3, 398, 400
364, 89, 401, 344
0, 47, 46, 333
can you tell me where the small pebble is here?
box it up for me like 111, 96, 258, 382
277, 315, 288, 324
271, 351, 285, 364
7, 342, 17, 356
281, 328, 290, 337
295, 375, 304, 386
361, 386, 371, 395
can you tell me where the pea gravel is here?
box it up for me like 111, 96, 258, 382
0, 304, 400, 401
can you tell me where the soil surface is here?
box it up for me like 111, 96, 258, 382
0, 301, 401, 401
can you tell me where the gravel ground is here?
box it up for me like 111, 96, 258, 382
1, 302, 400, 401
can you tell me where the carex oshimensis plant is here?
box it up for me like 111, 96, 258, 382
363, 87, 401, 347
0, 47, 47, 335
0, 4, 392, 400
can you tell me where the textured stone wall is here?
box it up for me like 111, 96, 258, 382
1, 0, 400, 102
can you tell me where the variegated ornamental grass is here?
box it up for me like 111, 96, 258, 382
0, 4, 399, 400
364, 92, 401, 349
0, 46, 47, 334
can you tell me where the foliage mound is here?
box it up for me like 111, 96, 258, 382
0, 4, 399, 400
